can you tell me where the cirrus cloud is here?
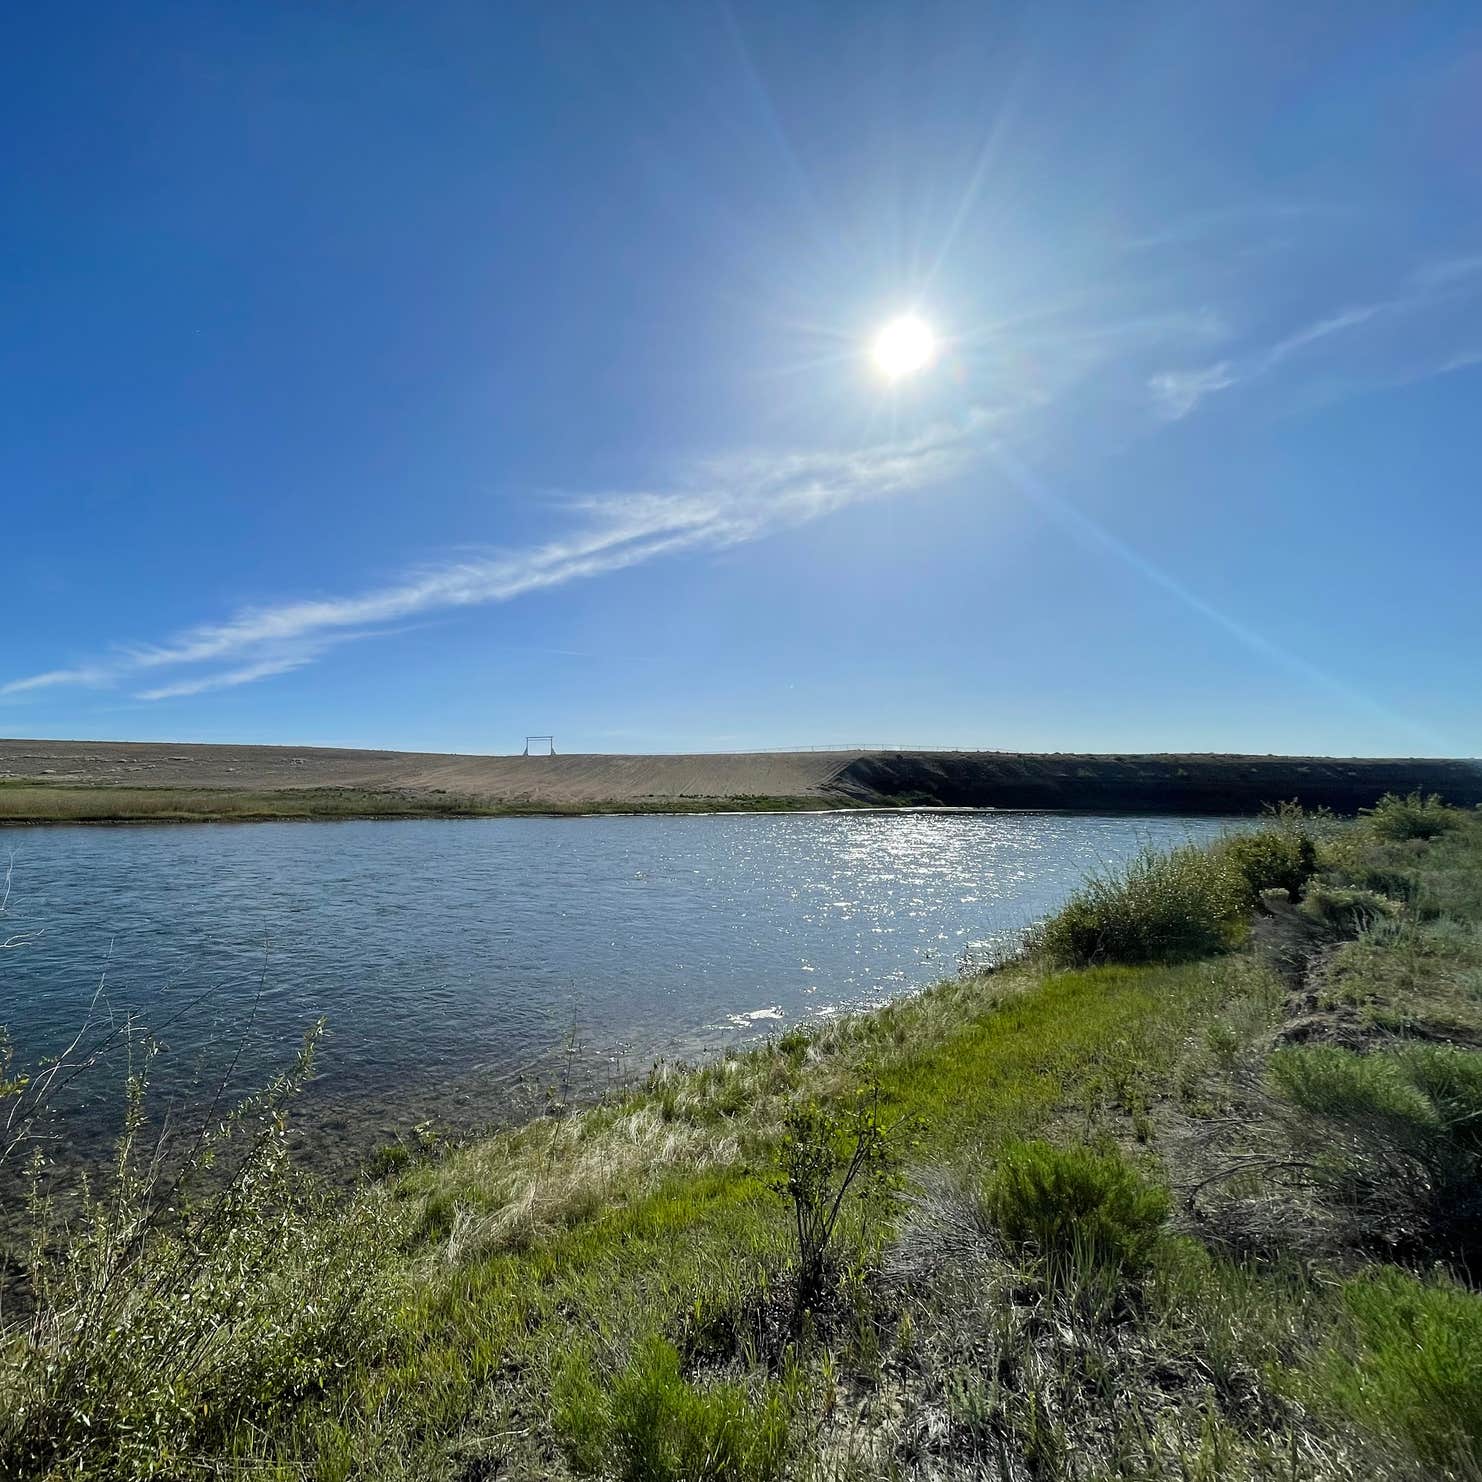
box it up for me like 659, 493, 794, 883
3, 412, 986, 703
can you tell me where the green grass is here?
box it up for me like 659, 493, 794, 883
1315, 815, 1482, 1038
1316, 1269, 1482, 1472
0, 781, 847, 824
553, 1336, 794, 1482
5, 807, 1482, 1478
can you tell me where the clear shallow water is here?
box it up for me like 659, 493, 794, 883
0, 811, 1236, 1166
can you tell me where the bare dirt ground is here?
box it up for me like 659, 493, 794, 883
0, 739, 862, 804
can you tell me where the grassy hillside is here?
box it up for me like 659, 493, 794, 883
4, 796, 1482, 1478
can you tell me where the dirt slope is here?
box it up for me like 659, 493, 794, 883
0, 739, 861, 803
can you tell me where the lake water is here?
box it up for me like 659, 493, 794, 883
0, 810, 1237, 1168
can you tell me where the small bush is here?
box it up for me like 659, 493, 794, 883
554, 1337, 790, 1482
368, 1141, 413, 1179
1269, 1043, 1482, 1264
981, 1141, 1169, 1281
1219, 825, 1317, 907
1362, 791, 1458, 842
775, 1090, 895, 1313
1031, 844, 1246, 967
1317, 1269, 1482, 1472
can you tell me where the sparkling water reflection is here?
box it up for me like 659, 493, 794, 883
0, 811, 1236, 1163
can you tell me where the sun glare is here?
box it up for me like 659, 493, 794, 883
871, 314, 936, 379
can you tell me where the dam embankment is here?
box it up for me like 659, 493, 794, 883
2, 737, 1479, 817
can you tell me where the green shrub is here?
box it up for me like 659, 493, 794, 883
1031, 844, 1246, 967
980, 1141, 1169, 1281
1269, 1044, 1482, 1264
368, 1140, 413, 1179
554, 1337, 790, 1482
1218, 825, 1317, 907
1362, 791, 1458, 842
1317, 1269, 1482, 1471
775, 1091, 895, 1312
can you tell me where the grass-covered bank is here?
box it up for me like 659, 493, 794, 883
4, 796, 1482, 1478
0, 781, 849, 824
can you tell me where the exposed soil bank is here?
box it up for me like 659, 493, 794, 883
2, 736, 1479, 818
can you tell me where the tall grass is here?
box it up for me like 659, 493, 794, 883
0, 1027, 406, 1479
1030, 842, 1248, 967
1030, 817, 1322, 970
1269, 1042, 1482, 1265
1220, 817, 1318, 906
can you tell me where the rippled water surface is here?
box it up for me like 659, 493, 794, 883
1, 811, 1236, 1161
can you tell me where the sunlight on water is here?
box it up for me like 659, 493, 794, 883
0, 811, 1236, 1163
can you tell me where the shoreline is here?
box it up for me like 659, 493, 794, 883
0, 786, 862, 826
0, 792, 1257, 828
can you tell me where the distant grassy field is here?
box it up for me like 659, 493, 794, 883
4, 796, 1482, 1478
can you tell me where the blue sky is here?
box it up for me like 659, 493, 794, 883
4, 1, 1480, 757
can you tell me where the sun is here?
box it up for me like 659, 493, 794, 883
871, 314, 937, 379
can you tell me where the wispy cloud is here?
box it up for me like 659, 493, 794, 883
1149, 250, 1482, 419
12, 236, 1478, 708
135, 654, 324, 701
1119, 200, 1354, 255
1437, 346, 1482, 375
3, 415, 982, 703
0, 665, 117, 696
1263, 304, 1384, 366
1410, 254, 1482, 291
1152, 305, 1382, 419
1149, 361, 1237, 420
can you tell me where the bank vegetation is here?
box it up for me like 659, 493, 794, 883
4, 793, 1482, 1478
